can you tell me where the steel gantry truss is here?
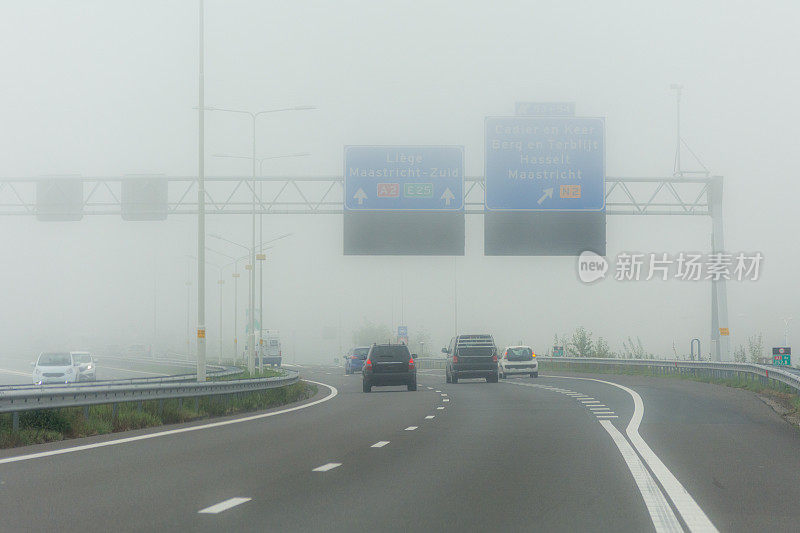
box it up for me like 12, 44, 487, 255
0, 174, 729, 361
0, 175, 715, 216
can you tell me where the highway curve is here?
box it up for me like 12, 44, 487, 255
1, 365, 800, 532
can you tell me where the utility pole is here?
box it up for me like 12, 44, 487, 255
783, 317, 793, 347
196, 0, 207, 382
671, 83, 683, 177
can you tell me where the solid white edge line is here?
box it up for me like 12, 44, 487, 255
599, 420, 683, 532
544, 376, 719, 532
371, 441, 390, 448
312, 462, 341, 472
199, 497, 252, 514
0, 379, 339, 466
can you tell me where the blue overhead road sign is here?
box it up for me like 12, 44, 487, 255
344, 146, 464, 211
485, 117, 605, 211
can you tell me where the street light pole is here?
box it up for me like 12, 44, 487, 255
196, 0, 207, 382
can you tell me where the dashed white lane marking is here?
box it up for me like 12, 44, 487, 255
0, 380, 339, 466
581, 400, 602, 404
199, 497, 252, 514
599, 420, 682, 532
436, 406, 445, 410
597, 415, 619, 419
427, 387, 433, 390
313, 463, 342, 472
442, 398, 450, 402
404, 426, 418, 431
99, 366, 164, 376
588, 406, 611, 410
371, 441, 390, 448
440, 393, 448, 397
425, 415, 435, 420
435, 390, 442, 393
0, 367, 32, 377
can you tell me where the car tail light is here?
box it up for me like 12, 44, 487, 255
408, 357, 415, 370
452, 355, 458, 363
365, 359, 372, 369
492, 354, 498, 363
350, 355, 358, 359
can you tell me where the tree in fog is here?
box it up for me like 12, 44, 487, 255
621, 337, 651, 359
746, 333, 764, 363
568, 327, 594, 357
352, 319, 392, 346
594, 337, 614, 358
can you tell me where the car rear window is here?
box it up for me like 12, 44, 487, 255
38, 353, 71, 366
353, 348, 369, 358
370, 345, 410, 361
457, 347, 494, 357
73, 354, 92, 363
506, 347, 533, 361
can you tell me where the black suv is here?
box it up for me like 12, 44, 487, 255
362, 343, 417, 392
443, 334, 499, 383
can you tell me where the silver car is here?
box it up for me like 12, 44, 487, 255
70, 351, 97, 381
32, 352, 78, 385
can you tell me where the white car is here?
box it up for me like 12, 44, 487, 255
498, 345, 538, 379
70, 351, 96, 381
32, 352, 79, 385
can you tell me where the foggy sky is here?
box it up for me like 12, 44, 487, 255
1, 1, 798, 361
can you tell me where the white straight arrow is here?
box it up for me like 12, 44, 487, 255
441, 187, 455, 206
353, 188, 367, 205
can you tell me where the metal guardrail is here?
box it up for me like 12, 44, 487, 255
0, 369, 299, 415
415, 358, 447, 370
538, 357, 800, 394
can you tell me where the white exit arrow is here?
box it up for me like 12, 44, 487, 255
441, 188, 455, 206
353, 188, 367, 205
537, 187, 554, 205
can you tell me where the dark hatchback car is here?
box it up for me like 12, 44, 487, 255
362, 344, 417, 392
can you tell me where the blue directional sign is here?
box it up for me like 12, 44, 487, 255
485, 117, 605, 211
344, 146, 463, 211
397, 325, 408, 337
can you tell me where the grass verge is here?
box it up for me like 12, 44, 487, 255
0, 381, 317, 449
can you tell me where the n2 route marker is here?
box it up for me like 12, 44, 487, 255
344, 146, 464, 211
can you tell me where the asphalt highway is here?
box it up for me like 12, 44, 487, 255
1, 365, 800, 532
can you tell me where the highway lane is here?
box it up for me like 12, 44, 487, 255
1, 365, 799, 531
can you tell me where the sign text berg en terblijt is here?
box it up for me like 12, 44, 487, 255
484, 116, 605, 211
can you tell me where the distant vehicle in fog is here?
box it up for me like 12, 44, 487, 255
498, 345, 538, 379
344, 346, 369, 374
443, 334, 499, 383
31, 352, 78, 385
70, 351, 97, 381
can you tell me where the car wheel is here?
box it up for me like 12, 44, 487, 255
362, 381, 371, 393
533, 372, 539, 378
407, 381, 417, 391
451, 372, 458, 384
